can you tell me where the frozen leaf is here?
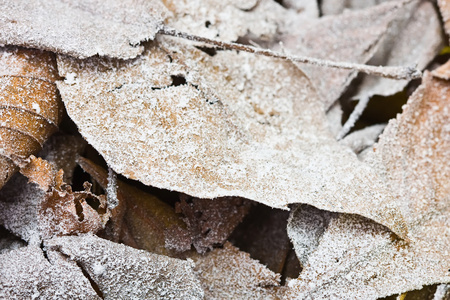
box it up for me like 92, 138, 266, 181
46, 234, 204, 299
281, 1, 408, 109
77, 156, 190, 255
433, 284, 450, 300
432, 60, 450, 80
285, 70, 450, 298
339, 124, 386, 155
438, 0, 450, 42
176, 194, 252, 253
353, 1, 443, 100
191, 242, 280, 299
0, 171, 109, 244
0, 46, 63, 190
0, 226, 26, 254
0, 0, 168, 59
57, 39, 409, 237
321, 0, 392, 15
230, 205, 293, 274
0, 245, 100, 299
281, 0, 319, 17
287, 205, 335, 267
163, 0, 294, 43
19, 155, 61, 191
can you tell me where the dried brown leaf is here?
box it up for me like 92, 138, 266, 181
57, 40, 409, 237
191, 242, 280, 299
77, 156, 190, 255
46, 234, 204, 299
285, 70, 450, 298
0, 46, 63, 190
0, 245, 100, 299
0, 0, 168, 59
0, 173, 109, 244
176, 195, 252, 253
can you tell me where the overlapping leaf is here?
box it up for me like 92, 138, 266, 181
285, 68, 450, 299
0, 0, 168, 59
57, 38, 409, 237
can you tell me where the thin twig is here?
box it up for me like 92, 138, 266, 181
337, 95, 371, 140
159, 26, 422, 80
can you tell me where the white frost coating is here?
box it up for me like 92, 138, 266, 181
353, 1, 443, 100
0, 246, 100, 299
285, 72, 450, 299
192, 242, 280, 299
46, 234, 204, 300
31, 103, 41, 114
57, 40, 409, 237
280, 1, 408, 110
0, 0, 168, 59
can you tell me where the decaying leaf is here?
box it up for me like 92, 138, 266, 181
230, 205, 293, 274
77, 156, 191, 255
0, 172, 109, 244
0, 245, 100, 299
0, 0, 168, 59
285, 69, 450, 298
0, 46, 63, 190
57, 38, 409, 238
352, 0, 442, 100
163, 0, 293, 43
191, 242, 280, 299
46, 234, 204, 299
176, 194, 252, 253
280, 1, 409, 109
321, 0, 391, 15
438, 0, 450, 41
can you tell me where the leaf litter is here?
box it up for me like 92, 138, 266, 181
285, 69, 450, 299
57, 38, 409, 238
0, 0, 448, 298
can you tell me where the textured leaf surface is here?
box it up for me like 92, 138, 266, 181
280, 1, 407, 109
191, 242, 280, 299
0, 46, 63, 190
57, 39, 408, 237
0, 0, 167, 59
0, 245, 100, 299
46, 234, 204, 299
285, 70, 450, 299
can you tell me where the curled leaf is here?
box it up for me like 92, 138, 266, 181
0, 46, 63, 190
0, 0, 168, 59
57, 40, 408, 237
46, 234, 204, 299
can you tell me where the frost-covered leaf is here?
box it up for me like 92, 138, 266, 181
163, 0, 297, 43
321, 0, 391, 15
57, 39, 409, 237
339, 124, 386, 155
438, 0, 450, 42
0, 245, 100, 299
0, 46, 63, 190
191, 242, 280, 299
353, 0, 442, 99
285, 69, 450, 299
176, 195, 252, 253
46, 234, 204, 299
281, 1, 408, 109
230, 205, 293, 274
77, 156, 191, 255
0, 0, 168, 59
0, 164, 109, 244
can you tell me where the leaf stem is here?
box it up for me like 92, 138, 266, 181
159, 26, 422, 80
